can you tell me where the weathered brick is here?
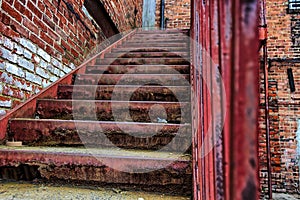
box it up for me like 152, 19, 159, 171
0, 62, 4, 70
0, 109, 6, 116
37, 48, 51, 62
2, 1, 22, 23
0, 96, 12, 108
23, 49, 32, 59
25, 71, 42, 84
3, 37, 14, 50
19, 38, 37, 53
29, 33, 45, 49
0, 47, 17, 63
13, 43, 24, 55
27, 1, 42, 19
36, 66, 49, 79
17, 57, 34, 72
49, 75, 59, 82
5, 62, 25, 77
23, 18, 39, 35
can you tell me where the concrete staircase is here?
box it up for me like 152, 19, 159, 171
0, 30, 192, 197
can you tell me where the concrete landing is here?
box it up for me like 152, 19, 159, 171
0, 181, 190, 200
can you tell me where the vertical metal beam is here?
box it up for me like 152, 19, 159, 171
230, 0, 259, 199
191, 0, 260, 199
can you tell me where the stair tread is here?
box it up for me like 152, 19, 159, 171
37, 99, 191, 103
10, 118, 191, 126
0, 145, 191, 161
73, 74, 190, 86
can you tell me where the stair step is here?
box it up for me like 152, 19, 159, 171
120, 43, 188, 47
104, 51, 189, 58
134, 33, 188, 37
85, 65, 190, 74
136, 29, 189, 34
36, 99, 191, 123
0, 146, 192, 195
57, 85, 191, 101
8, 119, 192, 150
110, 47, 189, 53
126, 38, 189, 42
128, 36, 188, 40
73, 74, 190, 86
95, 58, 189, 65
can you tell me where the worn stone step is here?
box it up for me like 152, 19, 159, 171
104, 51, 189, 58
57, 85, 191, 102
73, 74, 190, 86
8, 119, 192, 151
95, 58, 190, 65
36, 99, 191, 123
0, 146, 192, 195
110, 47, 189, 53
85, 65, 190, 74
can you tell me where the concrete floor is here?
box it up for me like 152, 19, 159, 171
0, 181, 190, 200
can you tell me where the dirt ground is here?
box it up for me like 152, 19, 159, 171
0, 181, 190, 200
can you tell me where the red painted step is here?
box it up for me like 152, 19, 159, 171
8, 119, 191, 151
95, 57, 190, 65
36, 99, 191, 123
84, 65, 190, 74
110, 47, 189, 53
120, 42, 188, 47
0, 146, 192, 195
104, 51, 189, 58
57, 85, 191, 101
73, 74, 190, 86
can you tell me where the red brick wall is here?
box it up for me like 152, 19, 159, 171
155, 0, 190, 29
100, 0, 143, 31
259, 0, 300, 195
0, 0, 142, 115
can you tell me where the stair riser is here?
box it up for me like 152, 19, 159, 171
57, 85, 191, 102
73, 74, 190, 86
104, 52, 189, 58
120, 43, 188, 47
36, 100, 191, 123
95, 58, 189, 65
125, 39, 189, 43
9, 120, 191, 151
85, 65, 190, 74
133, 34, 188, 37
110, 47, 189, 53
0, 150, 192, 195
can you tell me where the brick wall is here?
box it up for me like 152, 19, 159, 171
100, 0, 142, 31
155, 0, 190, 29
259, 0, 300, 196
0, 0, 142, 115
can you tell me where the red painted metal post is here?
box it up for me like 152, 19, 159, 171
230, 0, 260, 199
191, 0, 260, 199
